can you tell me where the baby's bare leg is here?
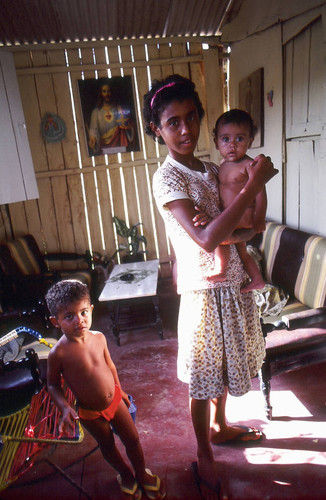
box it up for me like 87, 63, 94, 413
205, 245, 230, 282
236, 242, 265, 292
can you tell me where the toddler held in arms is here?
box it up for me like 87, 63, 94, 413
194, 109, 266, 292
46, 279, 165, 500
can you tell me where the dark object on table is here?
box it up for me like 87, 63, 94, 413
120, 273, 134, 282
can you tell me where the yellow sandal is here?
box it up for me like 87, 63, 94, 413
117, 475, 142, 499
142, 469, 166, 499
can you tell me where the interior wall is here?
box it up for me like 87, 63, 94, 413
227, 25, 283, 223
0, 38, 224, 277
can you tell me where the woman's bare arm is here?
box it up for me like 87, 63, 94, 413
168, 154, 277, 252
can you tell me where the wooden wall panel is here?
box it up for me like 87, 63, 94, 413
96, 168, 115, 256
67, 173, 90, 254
24, 200, 42, 242
135, 165, 157, 261
0, 206, 11, 241
2, 38, 217, 277
7, 202, 28, 239
148, 162, 169, 262
67, 54, 90, 170
142, 43, 161, 160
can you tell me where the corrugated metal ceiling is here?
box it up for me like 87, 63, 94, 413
0, 0, 240, 46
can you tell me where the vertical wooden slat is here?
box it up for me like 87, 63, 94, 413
36, 177, 58, 250
135, 163, 158, 260
24, 199, 43, 241
0, 206, 11, 241
127, 43, 146, 163
49, 50, 79, 171
203, 48, 224, 165
292, 29, 310, 127
148, 162, 170, 261
157, 42, 173, 78
109, 165, 126, 253
121, 165, 139, 225
105, 44, 123, 169
144, 43, 163, 168
285, 140, 300, 228
67, 172, 89, 254
171, 43, 189, 77
7, 203, 28, 239
309, 20, 323, 125
68, 48, 93, 169
285, 40, 293, 138
119, 43, 136, 169
96, 166, 116, 256
189, 42, 209, 154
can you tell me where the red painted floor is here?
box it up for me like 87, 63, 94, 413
1, 281, 326, 499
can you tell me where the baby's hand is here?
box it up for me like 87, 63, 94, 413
59, 406, 79, 436
121, 389, 130, 408
193, 206, 211, 227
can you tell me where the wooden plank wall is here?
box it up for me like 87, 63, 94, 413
0, 37, 222, 277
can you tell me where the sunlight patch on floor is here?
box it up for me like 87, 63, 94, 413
245, 447, 326, 466
226, 390, 312, 421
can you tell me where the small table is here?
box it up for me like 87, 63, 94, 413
98, 259, 163, 345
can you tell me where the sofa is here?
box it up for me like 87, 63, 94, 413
249, 221, 326, 419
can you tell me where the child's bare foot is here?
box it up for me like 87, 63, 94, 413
139, 469, 166, 499
241, 278, 265, 293
210, 424, 263, 445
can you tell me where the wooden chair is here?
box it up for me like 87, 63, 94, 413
0, 345, 85, 495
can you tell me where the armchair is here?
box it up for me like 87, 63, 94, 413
0, 234, 103, 316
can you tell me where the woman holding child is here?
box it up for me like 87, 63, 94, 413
143, 74, 277, 500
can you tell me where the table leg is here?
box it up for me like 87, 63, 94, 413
152, 295, 163, 340
113, 303, 121, 346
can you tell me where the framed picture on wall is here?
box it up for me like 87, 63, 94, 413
78, 75, 140, 157
239, 68, 264, 148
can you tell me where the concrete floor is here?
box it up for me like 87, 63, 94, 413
1, 282, 326, 500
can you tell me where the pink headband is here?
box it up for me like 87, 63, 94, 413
150, 82, 177, 109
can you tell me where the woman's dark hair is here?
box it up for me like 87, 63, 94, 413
143, 74, 205, 145
213, 109, 256, 142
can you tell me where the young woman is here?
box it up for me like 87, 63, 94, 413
143, 74, 277, 500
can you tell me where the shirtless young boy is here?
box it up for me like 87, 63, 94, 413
195, 109, 266, 292
46, 279, 165, 500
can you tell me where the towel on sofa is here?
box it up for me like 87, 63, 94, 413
247, 244, 289, 317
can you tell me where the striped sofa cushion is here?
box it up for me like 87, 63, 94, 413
6, 237, 41, 275
260, 222, 286, 283
294, 235, 326, 308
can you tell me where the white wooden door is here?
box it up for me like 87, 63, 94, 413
0, 51, 39, 205
285, 16, 326, 235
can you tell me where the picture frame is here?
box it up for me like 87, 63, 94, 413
78, 75, 140, 157
239, 68, 264, 148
